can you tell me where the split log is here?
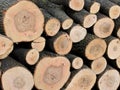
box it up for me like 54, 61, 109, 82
66, 23, 87, 43
116, 57, 120, 69
93, 13, 114, 38
105, 36, 120, 59
0, 34, 13, 59
96, 0, 120, 19
48, 0, 85, 11
66, 9, 97, 28
31, 37, 46, 52
66, 54, 83, 70
47, 31, 72, 55
41, 8, 60, 36
0, 0, 44, 42
1, 57, 34, 90
64, 66, 96, 90
32, 0, 73, 30
84, 0, 100, 14
98, 65, 120, 90
11, 48, 39, 65
72, 33, 107, 60
91, 57, 107, 75
34, 51, 71, 90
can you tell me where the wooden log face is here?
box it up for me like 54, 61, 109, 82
72, 57, 83, 69
116, 57, 120, 69
4, 1, 44, 42
90, 2, 100, 14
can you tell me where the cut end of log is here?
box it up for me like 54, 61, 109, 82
91, 57, 107, 74
2, 67, 34, 90
4, 1, 44, 42
66, 68, 96, 90
54, 33, 72, 55
90, 2, 100, 14
70, 24, 87, 43
94, 18, 114, 38
72, 57, 83, 69
62, 19, 73, 30
0, 35, 13, 59
107, 39, 120, 59
31, 37, 46, 52
117, 28, 120, 38
98, 69, 120, 90
109, 5, 120, 19
34, 56, 70, 90
69, 0, 84, 11
83, 14, 97, 28
26, 49, 39, 65
45, 18, 60, 36
85, 39, 107, 60
116, 57, 120, 68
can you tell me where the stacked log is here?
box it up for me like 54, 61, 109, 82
0, 0, 119, 90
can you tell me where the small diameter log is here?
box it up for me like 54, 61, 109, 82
31, 37, 46, 52
91, 57, 107, 75
98, 66, 120, 90
65, 66, 96, 90
66, 9, 97, 28
11, 48, 39, 65
66, 54, 83, 70
116, 57, 120, 69
93, 13, 114, 38
48, 0, 85, 11
105, 36, 120, 59
1, 0, 44, 42
66, 23, 87, 43
72, 33, 107, 60
47, 31, 72, 55
96, 0, 120, 19
84, 0, 100, 14
34, 51, 71, 90
0, 34, 13, 59
41, 8, 60, 36
1, 57, 34, 90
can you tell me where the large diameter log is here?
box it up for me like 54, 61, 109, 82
48, 0, 85, 11
96, 0, 120, 19
93, 13, 114, 38
72, 34, 107, 60
1, 57, 34, 90
84, 0, 100, 14
116, 57, 120, 69
98, 66, 120, 90
47, 31, 72, 55
34, 51, 71, 90
105, 36, 120, 59
66, 9, 97, 28
0, 0, 44, 42
0, 34, 13, 59
66, 23, 87, 43
65, 66, 96, 90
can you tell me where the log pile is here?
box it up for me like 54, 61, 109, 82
0, 0, 120, 90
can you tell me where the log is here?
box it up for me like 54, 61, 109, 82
72, 33, 107, 60
98, 65, 120, 90
66, 9, 97, 28
31, 36, 46, 52
11, 48, 39, 65
96, 0, 120, 19
48, 0, 85, 11
0, 0, 44, 42
0, 34, 13, 59
105, 36, 120, 59
47, 31, 72, 55
91, 57, 107, 75
116, 56, 120, 69
41, 8, 60, 36
84, 0, 100, 14
1, 57, 34, 90
93, 13, 114, 38
65, 66, 96, 90
66, 54, 83, 70
33, 0, 73, 30
66, 23, 87, 43
34, 51, 71, 90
